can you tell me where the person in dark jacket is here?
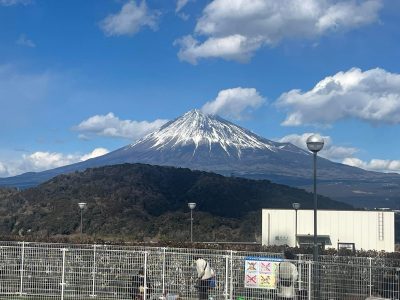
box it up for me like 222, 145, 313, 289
131, 268, 151, 300
195, 257, 215, 300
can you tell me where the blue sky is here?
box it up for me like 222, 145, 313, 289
1, 0, 400, 176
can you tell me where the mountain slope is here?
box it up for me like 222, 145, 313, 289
0, 163, 352, 241
1, 110, 399, 208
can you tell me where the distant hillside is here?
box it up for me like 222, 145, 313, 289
0, 163, 353, 242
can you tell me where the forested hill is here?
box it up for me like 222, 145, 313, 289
0, 163, 352, 242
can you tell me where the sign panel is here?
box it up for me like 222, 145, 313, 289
244, 257, 283, 289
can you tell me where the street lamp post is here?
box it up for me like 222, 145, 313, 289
292, 202, 300, 247
188, 202, 196, 243
78, 202, 87, 234
306, 134, 324, 261
306, 134, 324, 300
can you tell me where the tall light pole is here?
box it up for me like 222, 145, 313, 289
306, 134, 324, 261
188, 202, 196, 243
292, 202, 300, 247
306, 134, 324, 300
78, 202, 87, 234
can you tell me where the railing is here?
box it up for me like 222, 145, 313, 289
0, 241, 399, 299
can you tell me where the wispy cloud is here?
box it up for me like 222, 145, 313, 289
16, 34, 36, 48
0, 0, 31, 6
74, 113, 168, 141
176, 0, 190, 13
278, 132, 399, 174
176, 35, 260, 65
176, 0, 383, 64
100, 0, 159, 36
277, 67, 400, 126
0, 148, 109, 177
201, 87, 265, 120
78, 134, 90, 141
0, 162, 8, 177
278, 133, 358, 160
79, 148, 109, 162
343, 157, 400, 173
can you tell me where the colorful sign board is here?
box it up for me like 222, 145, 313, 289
244, 256, 283, 289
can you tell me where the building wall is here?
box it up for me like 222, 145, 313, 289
261, 209, 395, 252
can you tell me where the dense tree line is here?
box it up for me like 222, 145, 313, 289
0, 163, 384, 243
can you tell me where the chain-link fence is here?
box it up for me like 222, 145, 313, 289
0, 241, 399, 299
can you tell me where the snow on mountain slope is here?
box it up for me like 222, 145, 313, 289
1, 109, 399, 210
127, 109, 308, 158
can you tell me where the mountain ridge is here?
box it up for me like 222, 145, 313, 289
127, 109, 307, 157
0, 163, 353, 241
1, 109, 399, 208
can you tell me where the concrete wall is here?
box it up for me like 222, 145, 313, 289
261, 209, 395, 252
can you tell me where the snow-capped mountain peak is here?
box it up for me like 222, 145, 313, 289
3, 109, 397, 211
130, 109, 280, 156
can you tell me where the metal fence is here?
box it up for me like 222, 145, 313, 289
0, 241, 399, 299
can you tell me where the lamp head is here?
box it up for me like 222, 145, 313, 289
188, 202, 196, 210
306, 134, 324, 153
78, 202, 87, 209
292, 202, 301, 210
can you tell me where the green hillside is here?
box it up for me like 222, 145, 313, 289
0, 163, 354, 242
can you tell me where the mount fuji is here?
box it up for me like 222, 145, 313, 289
1, 110, 399, 208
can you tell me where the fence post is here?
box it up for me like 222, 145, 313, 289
61, 248, 67, 300
229, 250, 233, 300
307, 260, 312, 300
368, 257, 372, 297
225, 255, 229, 300
19, 241, 25, 296
90, 245, 97, 297
162, 247, 166, 297
298, 254, 302, 291
144, 251, 148, 300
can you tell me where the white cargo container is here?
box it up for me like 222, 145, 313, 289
262, 209, 395, 252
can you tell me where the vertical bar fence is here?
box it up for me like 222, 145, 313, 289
0, 241, 398, 299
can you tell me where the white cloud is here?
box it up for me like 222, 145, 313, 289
16, 34, 36, 48
343, 158, 400, 173
201, 87, 265, 120
100, 0, 158, 36
0, 148, 110, 177
279, 132, 399, 174
0, 162, 9, 177
177, 12, 190, 21
20, 152, 80, 171
278, 133, 358, 160
277, 68, 400, 126
75, 113, 168, 141
78, 134, 90, 141
80, 148, 109, 162
176, 0, 189, 13
176, 34, 261, 64
177, 0, 382, 63
0, 0, 31, 6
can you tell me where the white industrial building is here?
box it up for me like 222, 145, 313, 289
262, 209, 395, 252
